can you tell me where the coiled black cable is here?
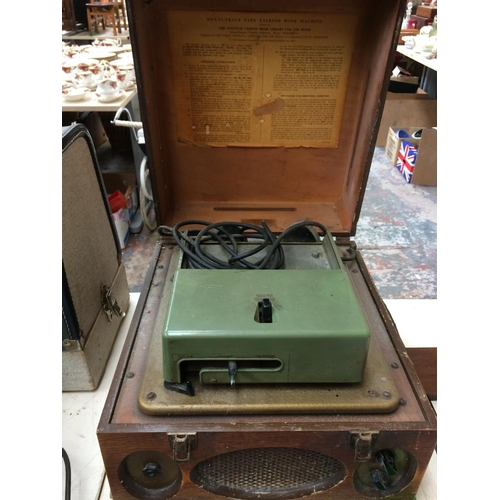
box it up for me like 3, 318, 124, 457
158, 220, 328, 269
62, 448, 71, 500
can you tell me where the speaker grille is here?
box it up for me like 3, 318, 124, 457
190, 447, 346, 499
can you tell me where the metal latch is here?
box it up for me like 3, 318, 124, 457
351, 431, 379, 461
168, 433, 197, 462
101, 284, 126, 322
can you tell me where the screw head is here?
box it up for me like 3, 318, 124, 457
382, 391, 392, 398
142, 462, 161, 477
391, 362, 399, 369
146, 392, 157, 400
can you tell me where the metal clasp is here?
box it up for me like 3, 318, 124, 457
101, 284, 126, 322
351, 431, 379, 461
168, 433, 197, 462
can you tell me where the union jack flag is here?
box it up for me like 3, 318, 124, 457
396, 141, 418, 183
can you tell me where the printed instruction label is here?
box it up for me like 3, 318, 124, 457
166, 10, 358, 148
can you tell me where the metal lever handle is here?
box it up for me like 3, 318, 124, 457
228, 361, 238, 387
258, 298, 273, 323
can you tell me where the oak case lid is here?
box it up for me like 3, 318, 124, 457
128, 0, 405, 235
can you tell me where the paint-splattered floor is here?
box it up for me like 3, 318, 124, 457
356, 147, 437, 299
102, 145, 437, 299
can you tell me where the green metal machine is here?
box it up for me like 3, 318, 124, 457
162, 226, 371, 396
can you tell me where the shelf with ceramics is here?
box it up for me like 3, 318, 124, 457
62, 38, 136, 104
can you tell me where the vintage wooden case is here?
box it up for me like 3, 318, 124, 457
97, 1, 437, 498
62, 124, 130, 391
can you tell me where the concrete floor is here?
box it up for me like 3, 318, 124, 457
356, 146, 437, 299
99, 143, 437, 299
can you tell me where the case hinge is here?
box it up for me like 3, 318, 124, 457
351, 431, 379, 461
101, 284, 126, 322
335, 237, 357, 261
334, 236, 354, 246
168, 433, 197, 462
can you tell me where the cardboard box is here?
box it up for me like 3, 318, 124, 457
409, 14, 431, 30
376, 90, 437, 146
81, 112, 108, 148
102, 172, 140, 248
387, 126, 437, 186
102, 172, 139, 221
389, 76, 420, 93
111, 206, 130, 250
398, 28, 419, 44
385, 127, 422, 165
416, 5, 437, 20
409, 127, 437, 186
389, 66, 420, 93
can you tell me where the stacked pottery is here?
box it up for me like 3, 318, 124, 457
62, 40, 134, 103
62, 44, 85, 58
89, 61, 114, 82
62, 60, 77, 80
116, 65, 135, 90
92, 38, 122, 47
73, 70, 95, 89
95, 78, 122, 102
62, 86, 90, 102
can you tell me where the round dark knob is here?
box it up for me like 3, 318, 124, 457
142, 462, 161, 477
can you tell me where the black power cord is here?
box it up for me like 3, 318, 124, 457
62, 448, 71, 500
158, 220, 328, 269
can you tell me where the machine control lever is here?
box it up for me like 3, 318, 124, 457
228, 361, 238, 387
257, 298, 273, 323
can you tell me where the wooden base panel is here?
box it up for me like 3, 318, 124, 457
97, 241, 437, 500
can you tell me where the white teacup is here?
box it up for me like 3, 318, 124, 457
99, 60, 114, 78
76, 60, 93, 72
110, 62, 134, 79
96, 78, 118, 95
63, 44, 82, 58
62, 61, 75, 76
88, 63, 103, 79
116, 68, 135, 89
120, 64, 135, 78
73, 70, 94, 87
104, 38, 121, 47
89, 61, 112, 80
